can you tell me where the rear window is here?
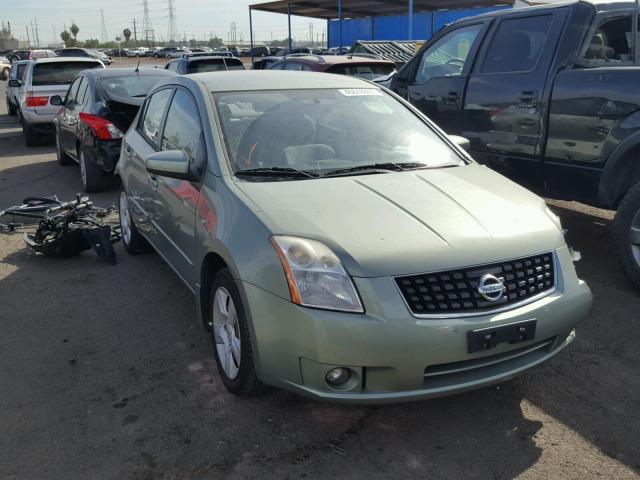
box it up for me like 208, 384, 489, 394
327, 63, 395, 79
33, 62, 101, 86
99, 74, 166, 98
186, 59, 245, 74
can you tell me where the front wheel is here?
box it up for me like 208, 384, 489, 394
119, 187, 151, 254
614, 182, 640, 289
210, 269, 263, 397
23, 122, 39, 147
55, 130, 74, 165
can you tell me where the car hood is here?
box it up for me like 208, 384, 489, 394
235, 164, 565, 278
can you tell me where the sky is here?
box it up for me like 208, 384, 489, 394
4, 0, 327, 46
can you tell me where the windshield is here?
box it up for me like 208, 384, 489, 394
187, 59, 244, 74
99, 74, 165, 98
32, 62, 101, 86
213, 88, 463, 179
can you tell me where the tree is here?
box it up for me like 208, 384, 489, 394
60, 30, 71, 47
84, 38, 100, 48
123, 28, 132, 46
208, 36, 223, 48
70, 23, 79, 41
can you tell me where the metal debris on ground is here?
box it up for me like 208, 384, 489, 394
0, 194, 121, 264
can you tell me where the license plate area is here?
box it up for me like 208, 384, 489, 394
467, 319, 537, 354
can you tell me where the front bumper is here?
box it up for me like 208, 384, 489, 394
241, 246, 592, 404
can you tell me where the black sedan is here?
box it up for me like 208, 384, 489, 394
52, 68, 176, 192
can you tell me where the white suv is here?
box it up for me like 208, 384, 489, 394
15, 57, 104, 146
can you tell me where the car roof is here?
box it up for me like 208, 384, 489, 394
84, 67, 175, 78
190, 70, 380, 92
181, 56, 243, 63
281, 54, 394, 65
33, 57, 102, 64
460, 0, 634, 21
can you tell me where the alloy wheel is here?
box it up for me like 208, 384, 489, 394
119, 191, 132, 245
212, 287, 241, 380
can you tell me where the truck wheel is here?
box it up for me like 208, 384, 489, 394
80, 148, 104, 193
23, 122, 39, 147
614, 182, 640, 289
210, 269, 264, 397
118, 187, 152, 254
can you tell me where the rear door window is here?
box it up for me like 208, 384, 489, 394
32, 62, 102, 86
66, 77, 82, 103
140, 88, 174, 147
481, 15, 553, 73
75, 77, 89, 105
582, 15, 634, 65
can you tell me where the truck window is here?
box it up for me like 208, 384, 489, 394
481, 15, 552, 74
414, 24, 482, 84
582, 15, 633, 65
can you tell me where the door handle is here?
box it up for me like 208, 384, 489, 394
446, 91, 460, 105
148, 173, 158, 189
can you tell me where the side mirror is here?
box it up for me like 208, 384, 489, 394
50, 95, 64, 106
145, 150, 192, 180
8, 79, 20, 88
449, 135, 471, 152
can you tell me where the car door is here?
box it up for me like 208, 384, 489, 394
462, 9, 567, 190
151, 88, 206, 284
58, 76, 84, 154
393, 22, 489, 134
122, 87, 175, 243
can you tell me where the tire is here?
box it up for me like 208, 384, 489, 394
80, 148, 104, 193
210, 269, 264, 397
2, 67, 9, 78
55, 130, 74, 165
614, 182, 640, 289
119, 187, 152, 254
23, 122, 39, 147
6, 97, 16, 116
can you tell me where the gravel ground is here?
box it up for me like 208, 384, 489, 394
0, 79, 638, 480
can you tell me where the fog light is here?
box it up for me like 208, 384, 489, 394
326, 367, 351, 386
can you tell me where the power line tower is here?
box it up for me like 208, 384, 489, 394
167, 0, 178, 44
100, 10, 108, 43
142, 0, 154, 46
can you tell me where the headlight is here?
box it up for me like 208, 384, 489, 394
271, 235, 364, 313
545, 206, 563, 231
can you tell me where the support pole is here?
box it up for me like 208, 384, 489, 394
249, 6, 255, 65
338, 0, 343, 52
408, 0, 414, 40
288, 2, 293, 52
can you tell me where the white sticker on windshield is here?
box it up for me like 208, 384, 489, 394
338, 88, 383, 97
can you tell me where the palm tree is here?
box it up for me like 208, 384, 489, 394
70, 23, 79, 41
123, 28, 132, 46
60, 30, 71, 47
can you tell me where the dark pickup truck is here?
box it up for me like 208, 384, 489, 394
390, 0, 640, 288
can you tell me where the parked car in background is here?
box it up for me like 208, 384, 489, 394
166, 48, 190, 58
389, 0, 640, 289
165, 55, 245, 74
4, 60, 30, 116
0, 56, 11, 79
126, 47, 149, 57
270, 47, 313, 57
268, 54, 396, 81
6, 49, 57, 63
252, 56, 283, 70
56, 48, 112, 65
116, 71, 592, 403
13, 57, 104, 146
153, 47, 178, 58
52, 67, 175, 192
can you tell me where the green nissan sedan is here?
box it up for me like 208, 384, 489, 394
116, 71, 593, 404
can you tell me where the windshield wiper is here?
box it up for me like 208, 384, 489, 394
235, 167, 319, 179
322, 162, 427, 177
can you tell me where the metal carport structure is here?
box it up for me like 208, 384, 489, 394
248, 0, 514, 54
